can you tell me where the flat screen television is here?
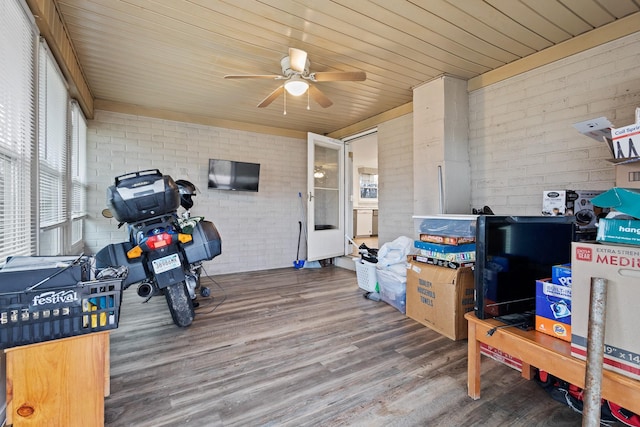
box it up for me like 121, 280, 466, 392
208, 159, 260, 192
474, 215, 576, 323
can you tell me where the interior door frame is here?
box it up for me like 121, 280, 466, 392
342, 128, 378, 256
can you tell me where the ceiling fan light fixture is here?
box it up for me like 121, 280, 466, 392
284, 77, 309, 96
227, 49, 363, 108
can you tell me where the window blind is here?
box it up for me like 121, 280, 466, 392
70, 101, 87, 245
38, 42, 69, 231
0, 0, 37, 259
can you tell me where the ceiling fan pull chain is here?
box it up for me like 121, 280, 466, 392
283, 89, 287, 115
307, 90, 310, 110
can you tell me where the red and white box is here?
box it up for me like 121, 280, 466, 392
570, 242, 640, 380
480, 343, 522, 371
611, 122, 640, 161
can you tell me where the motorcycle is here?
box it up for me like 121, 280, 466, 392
95, 169, 222, 327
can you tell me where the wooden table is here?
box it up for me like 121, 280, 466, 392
5, 331, 110, 427
465, 311, 640, 414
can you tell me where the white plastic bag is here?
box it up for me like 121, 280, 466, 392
376, 236, 414, 268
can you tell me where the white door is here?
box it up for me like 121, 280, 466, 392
307, 132, 345, 261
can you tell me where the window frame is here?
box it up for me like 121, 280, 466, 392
0, 0, 87, 260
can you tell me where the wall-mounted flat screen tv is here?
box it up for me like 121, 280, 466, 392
474, 215, 576, 322
208, 159, 260, 192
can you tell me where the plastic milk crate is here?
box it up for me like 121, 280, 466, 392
354, 258, 378, 293
0, 279, 123, 349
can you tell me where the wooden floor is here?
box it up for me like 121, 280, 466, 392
105, 266, 590, 427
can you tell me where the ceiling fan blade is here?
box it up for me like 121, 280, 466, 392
224, 74, 282, 79
312, 71, 367, 82
289, 48, 308, 73
257, 86, 284, 108
308, 85, 333, 108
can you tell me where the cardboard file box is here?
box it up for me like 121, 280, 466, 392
405, 260, 474, 340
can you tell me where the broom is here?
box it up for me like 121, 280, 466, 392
298, 192, 322, 269
293, 221, 304, 269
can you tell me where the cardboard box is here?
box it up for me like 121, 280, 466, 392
535, 278, 572, 342
571, 242, 640, 380
419, 234, 475, 245
615, 162, 640, 189
596, 218, 640, 246
405, 260, 475, 340
480, 343, 522, 371
541, 190, 606, 229
611, 122, 640, 161
416, 248, 476, 263
591, 187, 640, 219
414, 240, 476, 263
552, 264, 572, 286
414, 242, 476, 257
412, 254, 474, 270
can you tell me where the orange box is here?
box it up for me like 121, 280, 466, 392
419, 234, 475, 245
535, 315, 571, 342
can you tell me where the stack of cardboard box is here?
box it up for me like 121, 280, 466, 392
535, 264, 572, 342
412, 215, 476, 269
605, 108, 640, 189
406, 216, 477, 340
568, 186, 640, 381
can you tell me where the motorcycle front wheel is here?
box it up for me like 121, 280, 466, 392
164, 282, 195, 327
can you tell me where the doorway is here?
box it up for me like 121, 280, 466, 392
346, 130, 378, 255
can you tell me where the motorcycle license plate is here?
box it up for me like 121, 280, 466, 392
152, 253, 181, 274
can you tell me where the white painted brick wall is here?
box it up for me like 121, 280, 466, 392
469, 32, 640, 215
378, 113, 414, 245
83, 33, 640, 273
86, 111, 306, 274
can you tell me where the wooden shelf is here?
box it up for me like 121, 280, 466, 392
465, 312, 640, 414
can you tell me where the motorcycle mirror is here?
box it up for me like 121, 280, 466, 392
102, 208, 113, 219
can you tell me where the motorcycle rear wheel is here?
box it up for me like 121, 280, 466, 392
164, 282, 195, 327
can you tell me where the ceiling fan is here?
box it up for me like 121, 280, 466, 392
224, 48, 366, 109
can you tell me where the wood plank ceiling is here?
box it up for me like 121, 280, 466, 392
53, 0, 640, 136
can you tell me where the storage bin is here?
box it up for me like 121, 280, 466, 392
0, 255, 92, 292
95, 241, 148, 287
107, 169, 180, 223
0, 279, 122, 349
413, 215, 477, 239
377, 268, 406, 314
354, 258, 378, 293
183, 220, 222, 264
